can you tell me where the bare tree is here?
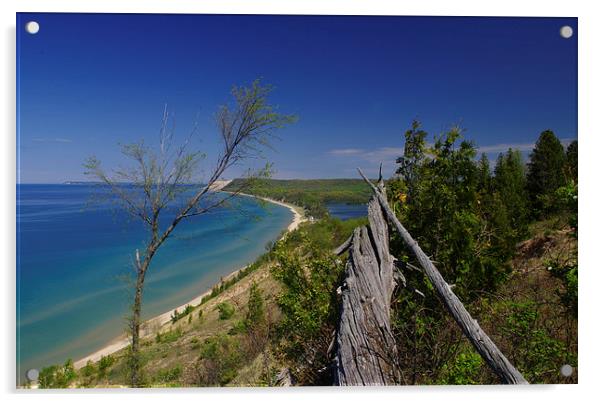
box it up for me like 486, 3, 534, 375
84, 80, 295, 386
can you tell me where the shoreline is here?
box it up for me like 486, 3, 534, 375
74, 189, 304, 369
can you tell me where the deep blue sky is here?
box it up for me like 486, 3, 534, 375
17, 13, 577, 183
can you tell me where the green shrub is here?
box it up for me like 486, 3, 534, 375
154, 365, 182, 384
79, 360, 96, 386
193, 335, 242, 386
498, 301, 571, 383
97, 355, 114, 379
439, 351, 483, 385
170, 304, 195, 324
157, 327, 183, 344
271, 245, 344, 384
38, 359, 76, 389
228, 320, 246, 335
244, 282, 266, 331
216, 302, 235, 320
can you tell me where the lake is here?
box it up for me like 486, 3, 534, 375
326, 203, 368, 220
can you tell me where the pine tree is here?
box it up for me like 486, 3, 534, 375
395, 120, 427, 203
494, 149, 529, 241
476, 153, 492, 193
245, 282, 266, 331
526, 130, 566, 216
565, 140, 578, 181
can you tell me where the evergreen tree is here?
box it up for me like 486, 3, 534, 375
526, 130, 566, 216
395, 120, 427, 203
493, 149, 529, 242
245, 282, 266, 331
565, 140, 578, 181
398, 126, 508, 298
476, 153, 492, 193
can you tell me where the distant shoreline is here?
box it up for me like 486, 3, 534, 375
74, 187, 304, 369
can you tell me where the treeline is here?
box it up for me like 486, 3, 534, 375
389, 123, 577, 300
224, 178, 372, 218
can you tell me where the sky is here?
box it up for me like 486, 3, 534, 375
17, 13, 577, 183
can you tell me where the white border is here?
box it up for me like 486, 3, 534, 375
2, 1, 599, 401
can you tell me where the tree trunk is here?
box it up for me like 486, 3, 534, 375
129, 267, 146, 387
358, 169, 528, 385
334, 181, 399, 385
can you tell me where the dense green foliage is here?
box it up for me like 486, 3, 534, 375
548, 181, 578, 317
38, 359, 76, 389
156, 327, 183, 344
270, 216, 363, 384
565, 140, 578, 181
244, 282, 266, 331
193, 335, 242, 386
384, 122, 577, 384
526, 130, 567, 217
224, 178, 372, 218
216, 302, 235, 320
170, 305, 195, 324
389, 124, 520, 299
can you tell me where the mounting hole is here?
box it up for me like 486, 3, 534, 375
560, 25, 573, 39
560, 364, 573, 377
25, 368, 39, 381
25, 21, 40, 35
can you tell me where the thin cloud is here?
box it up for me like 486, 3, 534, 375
33, 138, 73, 143
478, 137, 575, 154
362, 147, 404, 163
328, 148, 364, 156
329, 147, 404, 163
329, 147, 404, 178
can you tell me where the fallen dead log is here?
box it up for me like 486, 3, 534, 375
334, 180, 400, 386
357, 168, 528, 385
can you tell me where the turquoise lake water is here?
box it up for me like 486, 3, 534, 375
16, 184, 292, 383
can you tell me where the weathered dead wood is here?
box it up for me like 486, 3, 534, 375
334, 180, 400, 386
357, 168, 528, 385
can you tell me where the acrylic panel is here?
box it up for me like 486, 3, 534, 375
16, 13, 578, 388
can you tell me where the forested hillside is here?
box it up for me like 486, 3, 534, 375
224, 179, 371, 218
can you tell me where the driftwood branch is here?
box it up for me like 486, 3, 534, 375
334, 234, 353, 256
334, 179, 400, 385
357, 168, 528, 385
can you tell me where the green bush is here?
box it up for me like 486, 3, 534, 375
244, 282, 266, 331
97, 355, 114, 379
38, 359, 76, 389
154, 365, 182, 384
439, 351, 483, 385
194, 335, 242, 386
170, 304, 195, 324
216, 302, 235, 320
498, 301, 571, 383
79, 360, 96, 387
271, 244, 345, 384
156, 327, 183, 344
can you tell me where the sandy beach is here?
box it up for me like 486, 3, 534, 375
74, 188, 304, 369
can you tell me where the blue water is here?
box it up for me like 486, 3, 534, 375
326, 203, 367, 220
16, 184, 291, 383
